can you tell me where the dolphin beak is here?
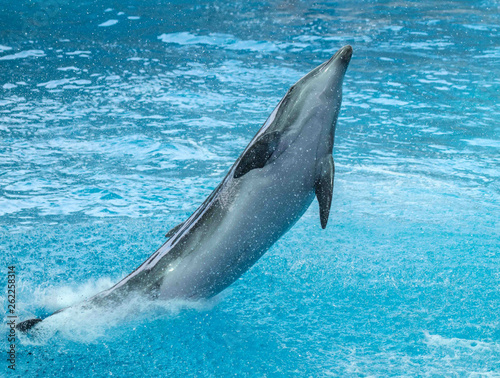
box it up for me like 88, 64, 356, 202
293, 45, 353, 98
338, 45, 353, 63
326, 45, 353, 67
317, 45, 352, 86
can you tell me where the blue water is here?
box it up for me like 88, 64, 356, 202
1, 0, 499, 376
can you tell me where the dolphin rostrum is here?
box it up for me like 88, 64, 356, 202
17, 45, 353, 332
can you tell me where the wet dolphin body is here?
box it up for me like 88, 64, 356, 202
17, 45, 353, 332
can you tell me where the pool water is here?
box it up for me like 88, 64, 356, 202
1, 0, 499, 376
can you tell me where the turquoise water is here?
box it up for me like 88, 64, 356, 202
1, 0, 500, 376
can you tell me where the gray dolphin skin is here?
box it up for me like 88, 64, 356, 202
17, 45, 352, 332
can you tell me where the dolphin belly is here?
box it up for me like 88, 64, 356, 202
154, 156, 317, 299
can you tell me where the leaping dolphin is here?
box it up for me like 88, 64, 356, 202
17, 45, 353, 332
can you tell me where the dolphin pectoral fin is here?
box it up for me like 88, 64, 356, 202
234, 132, 280, 179
315, 155, 335, 229
165, 221, 186, 238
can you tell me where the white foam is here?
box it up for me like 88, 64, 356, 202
37, 78, 74, 89
369, 97, 409, 106
20, 290, 219, 344
99, 19, 118, 27
158, 32, 280, 52
464, 138, 500, 148
57, 66, 80, 71
424, 331, 500, 353
33, 277, 116, 310
0, 50, 45, 61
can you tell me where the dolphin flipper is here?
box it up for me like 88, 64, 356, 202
234, 132, 280, 179
165, 221, 186, 238
16, 318, 43, 332
315, 155, 335, 229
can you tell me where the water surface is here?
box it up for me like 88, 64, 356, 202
1, 0, 499, 376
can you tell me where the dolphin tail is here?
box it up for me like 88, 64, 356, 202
16, 318, 43, 332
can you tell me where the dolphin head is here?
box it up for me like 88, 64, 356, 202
233, 45, 352, 180
295, 44, 353, 101
265, 45, 352, 159
278, 44, 352, 142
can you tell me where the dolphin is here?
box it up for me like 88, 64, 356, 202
17, 45, 353, 332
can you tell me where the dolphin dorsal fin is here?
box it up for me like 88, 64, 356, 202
315, 155, 335, 229
234, 132, 280, 179
165, 221, 186, 238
